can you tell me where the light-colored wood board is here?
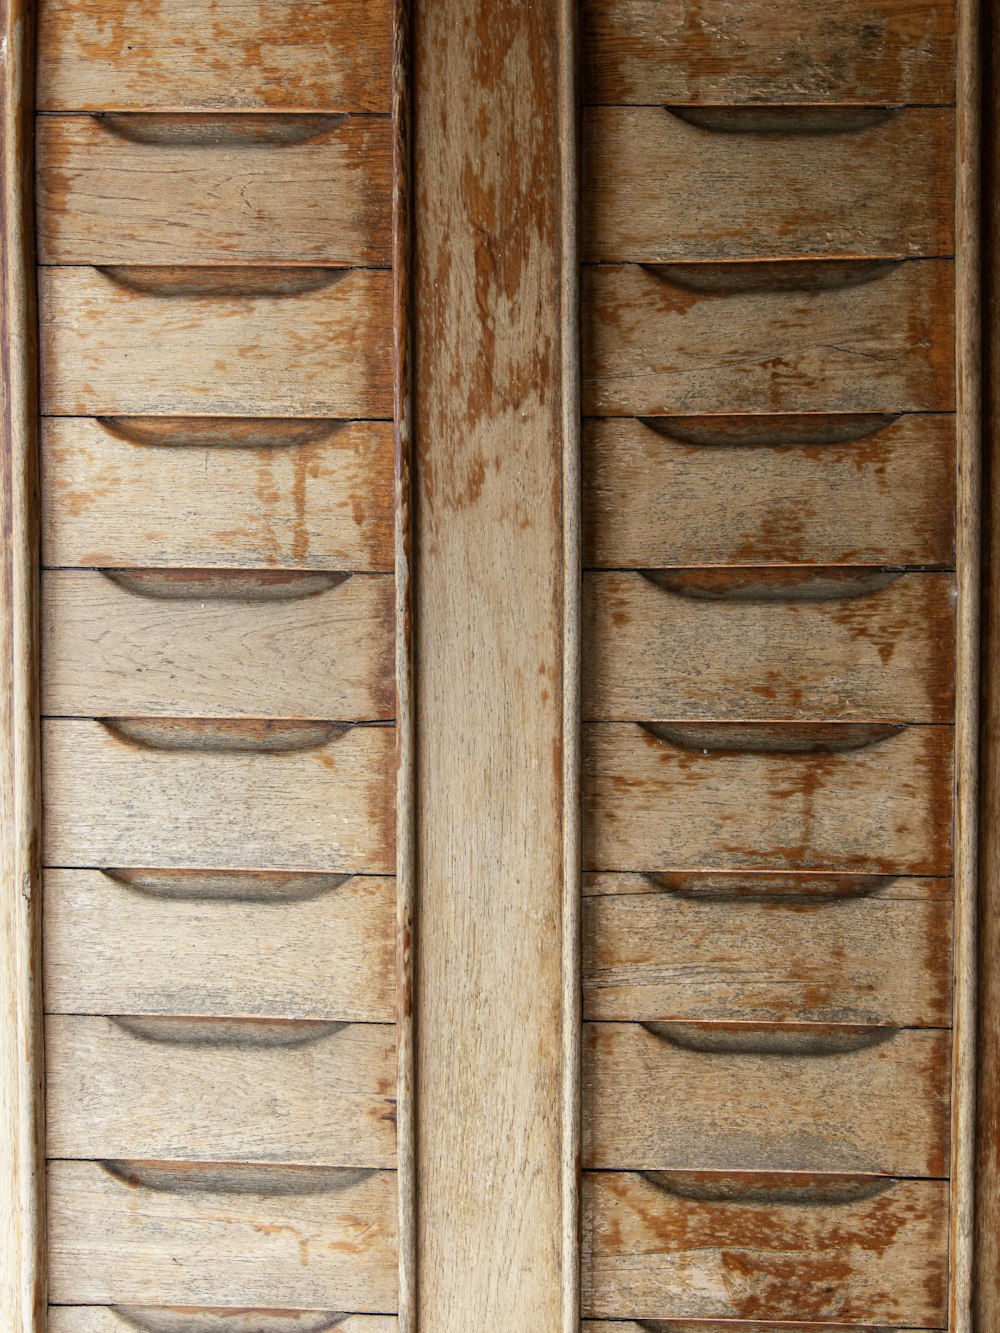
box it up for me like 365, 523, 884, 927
42, 719, 395, 872
36, 0, 392, 112
582, 1324, 934, 1332
46, 1015, 396, 1166
584, 570, 955, 724
37, 114, 391, 266
584, 106, 954, 262
584, 1022, 950, 1176
585, 870, 955, 900
39, 266, 392, 418
583, 414, 956, 570
42, 569, 394, 720
47, 1160, 398, 1310
584, 722, 954, 874
582, 261, 955, 417
582, 1171, 949, 1324
43, 869, 395, 1020
49, 1311, 398, 1332
584, 891, 952, 1025
41, 416, 394, 571
581, 0, 956, 105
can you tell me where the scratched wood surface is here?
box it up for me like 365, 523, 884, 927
50, 1313, 399, 1333
36, 0, 392, 112
37, 113, 392, 265
584, 107, 954, 261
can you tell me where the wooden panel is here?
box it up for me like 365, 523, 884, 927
584, 107, 954, 262
584, 1022, 950, 1176
583, 1171, 948, 1324
37, 114, 391, 266
584, 722, 954, 874
586, 870, 954, 900
42, 719, 394, 872
42, 569, 394, 720
584, 570, 954, 724
50, 1312, 398, 1333
583, 415, 956, 570
36, 0, 392, 112
43, 869, 395, 1021
46, 1015, 395, 1166
581, 0, 956, 105
41, 416, 393, 572
583, 1324, 932, 1332
47, 1160, 398, 1309
39, 267, 392, 418
583, 261, 954, 417
584, 891, 952, 1026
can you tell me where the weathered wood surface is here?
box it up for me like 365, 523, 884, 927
583, 261, 954, 417
42, 719, 395, 871
583, 1172, 949, 1324
584, 722, 954, 874
584, 107, 954, 262
581, 0, 956, 105
582, 1324, 931, 1332
584, 1022, 950, 1176
583, 415, 956, 570
584, 890, 952, 1026
50, 1312, 398, 1333
37, 113, 391, 265
42, 569, 394, 720
37, 0, 392, 112
584, 570, 955, 724
46, 1015, 396, 1166
47, 1160, 398, 1309
41, 416, 394, 571
586, 870, 954, 899
40, 266, 392, 417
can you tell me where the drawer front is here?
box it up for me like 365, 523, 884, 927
50, 1314, 398, 1333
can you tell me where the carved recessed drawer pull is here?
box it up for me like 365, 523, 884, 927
97, 416, 348, 449
639, 1020, 896, 1057
665, 105, 902, 136
92, 112, 351, 148
99, 717, 351, 753
639, 259, 901, 296
106, 1308, 349, 1333
98, 1160, 378, 1196
96, 266, 351, 299
637, 1169, 894, 1206
638, 721, 904, 755
640, 568, 902, 602
108, 1016, 350, 1048
637, 412, 901, 448
103, 868, 353, 903
642, 871, 892, 902
101, 569, 350, 602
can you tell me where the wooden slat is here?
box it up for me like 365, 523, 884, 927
39, 267, 392, 418
582, 1324, 933, 1332
584, 107, 954, 262
41, 416, 394, 572
584, 722, 954, 874
46, 1015, 395, 1166
583, 1172, 948, 1325
584, 1022, 950, 1176
36, 0, 392, 112
42, 569, 394, 720
37, 114, 391, 266
581, 0, 956, 105
47, 1160, 398, 1309
50, 1312, 398, 1333
585, 871, 954, 899
583, 261, 954, 417
42, 719, 394, 872
584, 891, 952, 1026
584, 570, 955, 724
43, 869, 394, 1020
583, 415, 956, 570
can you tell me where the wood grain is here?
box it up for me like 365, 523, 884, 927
39, 266, 392, 418
49, 1312, 398, 1333
42, 719, 395, 871
583, 261, 955, 417
583, 415, 956, 570
586, 870, 954, 899
582, 1324, 931, 1332
37, 113, 391, 265
37, 0, 392, 112
43, 869, 395, 1020
584, 106, 954, 262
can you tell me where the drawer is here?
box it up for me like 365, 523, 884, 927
47, 1160, 398, 1309
50, 1314, 398, 1333
583, 414, 956, 570
41, 416, 393, 571
583, 1325, 932, 1332
39, 266, 392, 417
37, 0, 392, 113
584, 107, 953, 262
583, 1171, 948, 1324
42, 718, 395, 871
42, 569, 394, 719
38, 113, 391, 265
583, 260, 954, 417
584, 722, 953, 874
581, 0, 955, 105
584, 888, 952, 1025
584, 1022, 949, 1175
44, 869, 395, 1021
584, 570, 955, 723
46, 1015, 395, 1165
